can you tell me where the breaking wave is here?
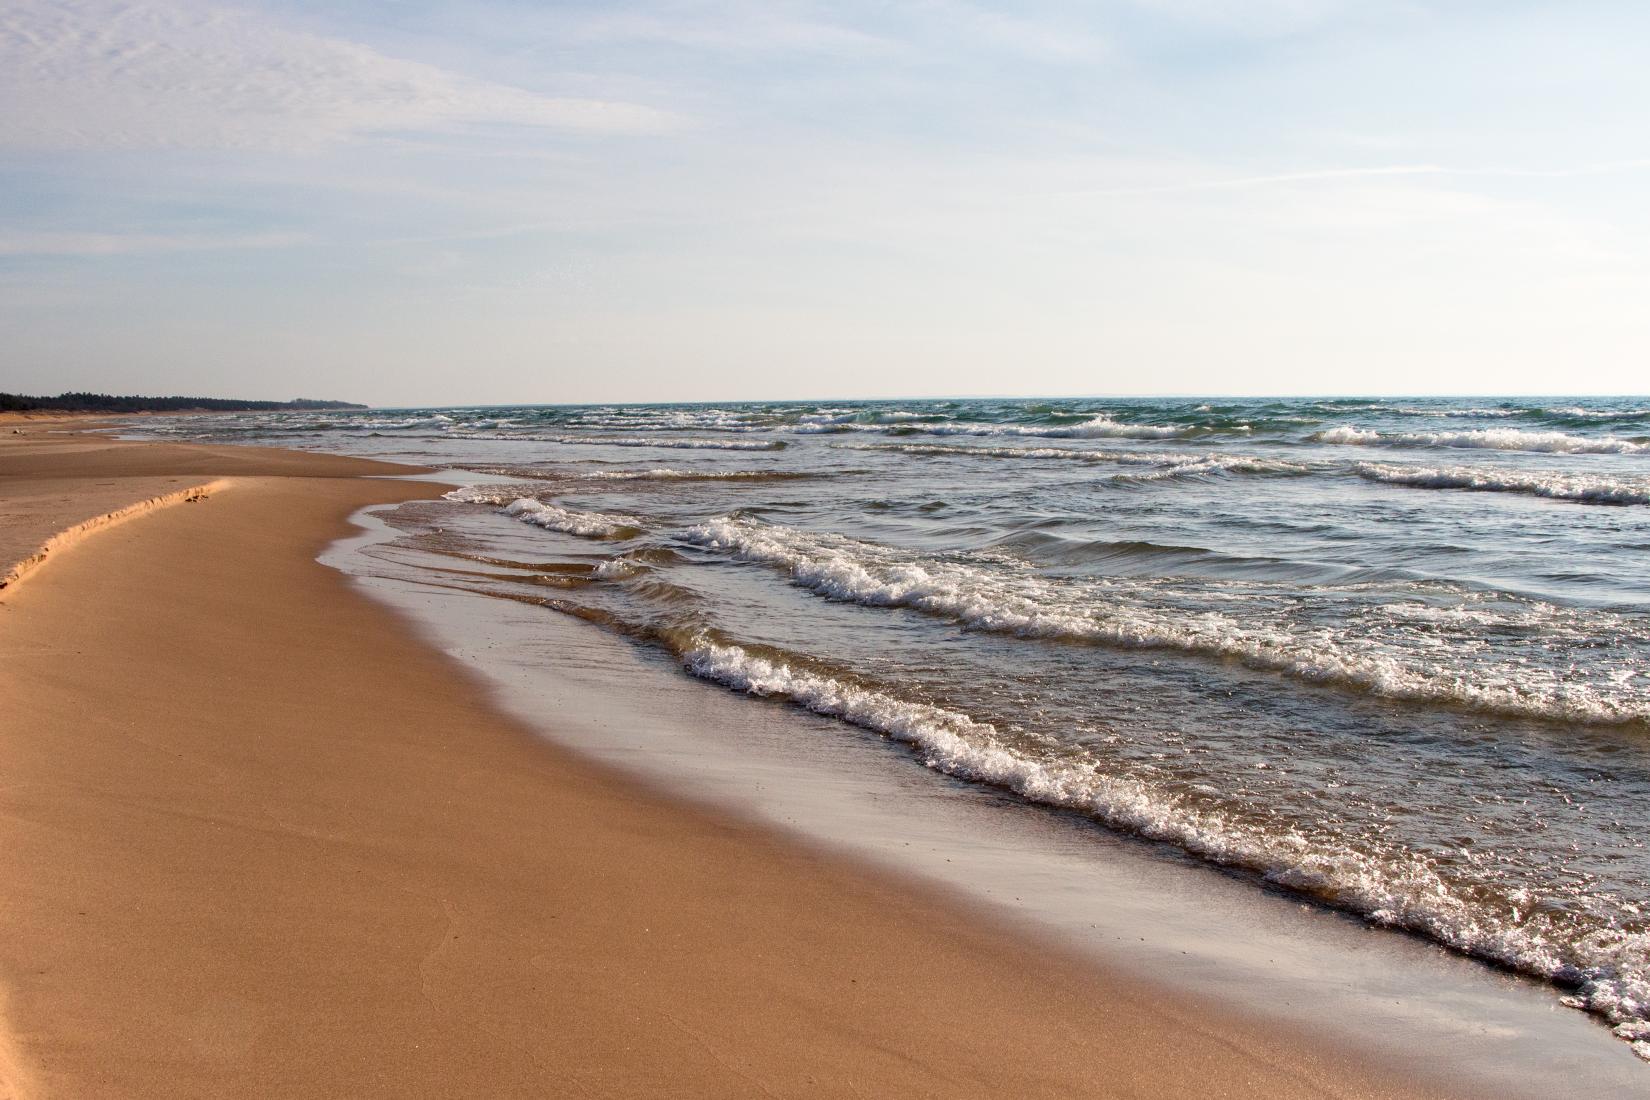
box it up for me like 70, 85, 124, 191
1315, 425, 1650, 455
577, 468, 814, 482
1355, 463, 1650, 506
837, 441, 1313, 477
444, 487, 643, 539
920, 415, 1201, 440
502, 498, 642, 539
682, 517, 1650, 727
676, 630, 1650, 1055
551, 436, 786, 451
447, 431, 785, 451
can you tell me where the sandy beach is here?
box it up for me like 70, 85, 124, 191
0, 422, 1469, 1098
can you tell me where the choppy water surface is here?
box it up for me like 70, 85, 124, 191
154, 397, 1650, 1057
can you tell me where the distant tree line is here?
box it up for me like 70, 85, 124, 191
1, 392, 366, 413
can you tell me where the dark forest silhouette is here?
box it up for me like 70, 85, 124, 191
1, 392, 365, 413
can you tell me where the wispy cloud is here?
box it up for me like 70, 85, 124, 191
0, 0, 681, 153
0, 229, 309, 256
3, 0, 1648, 402
1126, 0, 1371, 37
558, 4, 895, 56
1084, 158, 1650, 198
1089, 164, 1447, 197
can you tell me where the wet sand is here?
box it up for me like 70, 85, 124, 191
0, 425, 1467, 1097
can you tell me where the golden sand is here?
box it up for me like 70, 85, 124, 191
0, 425, 1461, 1097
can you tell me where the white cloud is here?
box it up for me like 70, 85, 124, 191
0, 0, 680, 153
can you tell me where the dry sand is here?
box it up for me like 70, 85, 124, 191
0, 426, 1464, 1098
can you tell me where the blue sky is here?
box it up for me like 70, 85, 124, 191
2, 0, 1647, 405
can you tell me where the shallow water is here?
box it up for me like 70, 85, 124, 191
151, 395, 1650, 1059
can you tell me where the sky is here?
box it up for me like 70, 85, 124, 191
2, 0, 1648, 406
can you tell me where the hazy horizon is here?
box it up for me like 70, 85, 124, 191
18, 389, 1650, 410
5, 2, 1649, 406
283, 388, 1650, 408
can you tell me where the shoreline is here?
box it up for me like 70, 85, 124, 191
0, 425, 1533, 1096
333, 497, 1647, 1096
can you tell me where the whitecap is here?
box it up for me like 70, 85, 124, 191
1315, 425, 1649, 455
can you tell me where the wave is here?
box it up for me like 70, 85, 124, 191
578, 468, 815, 482
836, 442, 1313, 477
363, 414, 455, 430
1536, 406, 1650, 423
796, 410, 948, 431
1355, 463, 1650, 506
674, 630, 1650, 1055
853, 438, 1646, 497
548, 409, 779, 433
1374, 404, 1648, 424
455, 465, 813, 483
681, 517, 1650, 727
835, 441, 1173, 465
1314, 425, 1650, 455
502, 498, 642, 539
451, 432, 786, 451
793, 422, 890, 434
1107, 455, 1316, 482
551, 435, 784, 451
444, 484, 542, 505
595, 556, 644, 579
920, 415, 1200, 440
1378, 405, 1522, 419
444, 487, 643, 539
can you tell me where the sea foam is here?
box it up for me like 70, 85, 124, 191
837, 441, 1312, 476
444, 487, 644, 539
678, 630, 1650, 1057
1355, 462, 1650, 505
502, 498, 639, 538
923, 415, 1197, 440
450, 432, 785, 451
1315, 424, 1650, 454
682, 517, 1650, 726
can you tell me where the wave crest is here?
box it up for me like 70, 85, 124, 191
677, 631, 1650, 1055
1355, 462, 1650, 505
682, 517, 1650, 727
1315, 424, 1650, 455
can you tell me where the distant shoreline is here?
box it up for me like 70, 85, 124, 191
0, 392, 365, 415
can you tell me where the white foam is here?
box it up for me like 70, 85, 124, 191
834, 442, 1309, 476
1110, 455, 1314, 481
338, 414, 455, 431
1315, 424, 1650, 455
594, 556, 644, 579
793, 422, 882, 434
501, 497, 640, 538
443, 484, 542, 505
921, 415, 1194, 440
1542, 406, 1650, 422
682, 517, 1650, 727
1386, 405, 1522, 418
679, 632, 1650, 1055
444, 486, 643, 539
835, 441, 1172, 465
449, 432, 784, 451
578, 468, 796, 481
1355, 462, 1650, 505
552, 435, 783, 451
